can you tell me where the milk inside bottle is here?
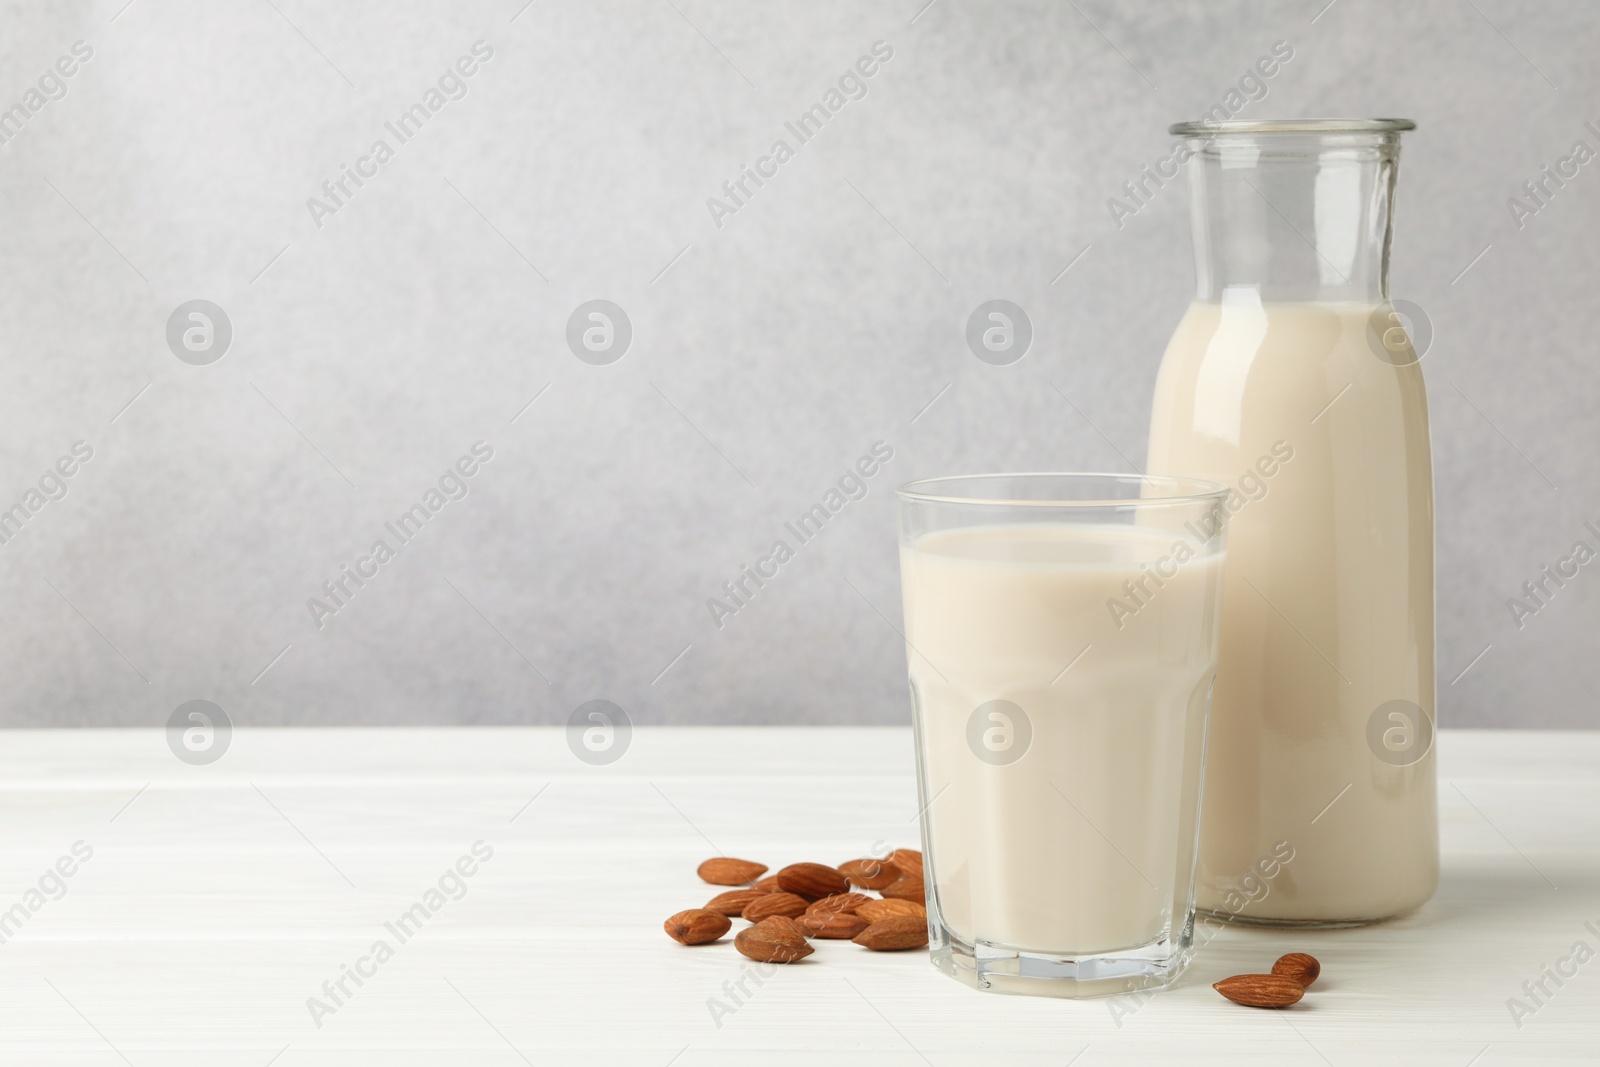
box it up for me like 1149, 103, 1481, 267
1147, 120, 1438, 924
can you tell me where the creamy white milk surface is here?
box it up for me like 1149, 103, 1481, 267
1149, 299, 1438, 922
902, 522, 1222, 954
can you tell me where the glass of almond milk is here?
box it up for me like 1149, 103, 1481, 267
896, 473, 1228, 997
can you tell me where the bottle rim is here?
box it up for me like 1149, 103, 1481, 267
1168, 117, 1416, 137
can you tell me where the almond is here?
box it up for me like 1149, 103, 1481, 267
776, 862, 850, 901
888, 848, 923, 876
806, 892, 871, 916
856, 898, 926, 922
757, 914, 806, 939
853, 915, 929, 951
880, 875, 925, 902
837, 858, 901, 891
1213, 973, 1306, 1008
752, 875, 782, 892
1271, 953, 1321, 988
735, 922, 813, 963
704, 889, 767, 917
797, 911, 871, 939
697, 857, 768, 886
663, 909, 731, 946
741, 891, 810, 922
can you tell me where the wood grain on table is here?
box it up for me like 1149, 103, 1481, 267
0, 727, 1593, 1065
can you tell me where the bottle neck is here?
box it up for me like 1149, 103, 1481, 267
1181, 130, 1405, 305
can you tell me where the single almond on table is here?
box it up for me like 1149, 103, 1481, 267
1271, 952, 1321, 988
757, 914, 806, 939
735, 922, 813, 963
663, 909, 732, 946
837, 858, 901, 890
752, 874, 782, 892
698, 857, 768, 886
1212, 973, 1306, 1008
856, 898, 926, 923
888, 848, 923, 876
704, 889, 768, 916
880, 875, 925, 902
806, 892, 871, 916
776, 862, 850, 901
853, 915, 929, 951
742, 891, 810, 922
798, 912, 871, 939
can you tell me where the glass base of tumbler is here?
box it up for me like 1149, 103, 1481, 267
931, 922, 1192, 999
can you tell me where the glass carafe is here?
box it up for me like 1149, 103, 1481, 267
1147, 119, 1438, 925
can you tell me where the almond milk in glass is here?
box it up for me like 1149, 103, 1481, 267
898, 474, 1228, 996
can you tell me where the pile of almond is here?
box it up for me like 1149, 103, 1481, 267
664, 850, 928, 963
1213, 952, 1322, 1008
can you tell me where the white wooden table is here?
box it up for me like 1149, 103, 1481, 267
1, 727, 1595, 1065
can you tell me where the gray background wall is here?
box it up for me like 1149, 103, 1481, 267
0, 0, 1593, 728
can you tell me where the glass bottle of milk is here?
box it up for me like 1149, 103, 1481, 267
1148, 119, 1438, 925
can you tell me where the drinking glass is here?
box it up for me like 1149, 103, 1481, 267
896, 473, 1228, 997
